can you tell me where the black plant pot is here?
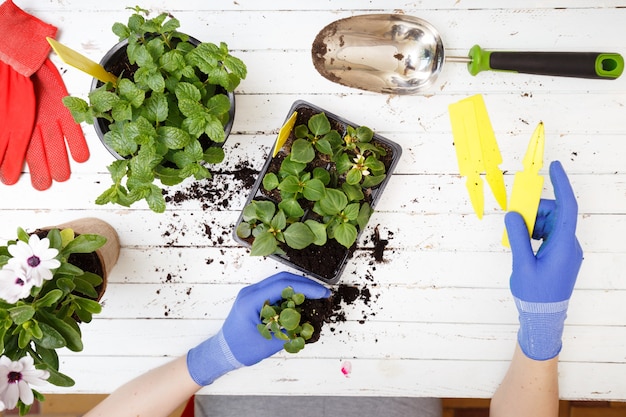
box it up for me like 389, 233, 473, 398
234, 100, 402, 285
91, 37, 236, 160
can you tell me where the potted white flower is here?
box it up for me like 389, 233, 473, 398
0, 218, 119, 415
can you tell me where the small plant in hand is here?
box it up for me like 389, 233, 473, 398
257, 286, 315, 353
0, 227, 107, 415
63, 6, 247, 213
236, 112, 387, 256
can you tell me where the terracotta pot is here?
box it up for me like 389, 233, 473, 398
41, 218, 120, 300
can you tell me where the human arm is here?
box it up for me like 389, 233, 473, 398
83, 355, 200, 417
85, 272, 330, 417
490, 161, 583, 417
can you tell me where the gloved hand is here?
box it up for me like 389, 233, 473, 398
504, 160, 583, 360
26, 59, 89, 190
186, 272, 331, 386
0, 0, 57, 186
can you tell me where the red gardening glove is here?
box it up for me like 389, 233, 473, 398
0, 60, 35, 183
0, 0, 57, 185
26, 59, 89, 190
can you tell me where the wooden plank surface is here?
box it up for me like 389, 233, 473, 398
1, 0, 626, 400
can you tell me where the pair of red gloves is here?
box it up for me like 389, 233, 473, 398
0, 0, 88, 190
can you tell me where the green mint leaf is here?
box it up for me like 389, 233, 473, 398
156, 126, 191, 150
89, 89, 120, 113
204, 115, 225, 143
118, 78, 145, 107
112, 22, 130, 39
203, 146, 225, 164
62, 96, 90, 123
175, 82, 202, 102
143, 92, 168, 122
145, 185, 166, 213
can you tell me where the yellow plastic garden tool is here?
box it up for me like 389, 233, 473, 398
449, 94, 507, 219
273, 111, 298, 157
502, 122, 545, 247
46, 37, 117, 85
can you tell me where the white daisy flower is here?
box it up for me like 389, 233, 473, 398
7, 235, 60, 287
0, 265, 33, 304
0, 356, 49, 411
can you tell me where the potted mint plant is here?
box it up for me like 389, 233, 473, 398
63, 6, 247, 213
235, 101, 402, 284
0, 218, 119, 415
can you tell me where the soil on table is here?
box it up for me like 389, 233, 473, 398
300, 283, 370, 344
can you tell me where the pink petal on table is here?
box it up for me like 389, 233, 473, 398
341, 360, 352, 377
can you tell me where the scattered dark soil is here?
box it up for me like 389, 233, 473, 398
301, 283, 372, 344
163, 160, 259, 212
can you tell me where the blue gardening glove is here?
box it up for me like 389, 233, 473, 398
187, 272, 330, 386
504, 160, 583, 360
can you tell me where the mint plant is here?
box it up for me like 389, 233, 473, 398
257, 286, 315, 354
236, 112, 385, 255
63, 6, 247, 213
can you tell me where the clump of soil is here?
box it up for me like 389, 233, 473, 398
163, 160, 258, 211
301, 284, 372, 344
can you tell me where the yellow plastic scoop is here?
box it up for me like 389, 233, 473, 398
449, 94, 507, 219
46, 37, 117, 85
503, 122, 545, 247
272, 111, 298, 157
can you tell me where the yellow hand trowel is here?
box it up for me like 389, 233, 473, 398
46, 37, 118, 85
449, 94, 507, 219
272, 111, 298, 157
502, 122, 545, 247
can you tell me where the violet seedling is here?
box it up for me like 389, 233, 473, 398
257, 286, 315, 354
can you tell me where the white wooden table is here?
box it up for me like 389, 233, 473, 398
2, 0, 626, 401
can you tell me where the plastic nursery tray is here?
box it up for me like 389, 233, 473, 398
233, 100, 402, 285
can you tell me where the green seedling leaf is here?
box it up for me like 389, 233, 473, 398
302, 178, 326, 201
319, 188, 348, 215
284, 337, 305, 354
279, 308, 301, 331
312, 167, 330, 185
346, 168, 363, 185
263, 173, 279, 190
283, 222, 316, 250
343, 203, 360, 221
280, 286, 295, 300
252, 200, 277, 224
278, 198, 305, 219
334, 222, 358, 248
291, 139, 315, 164
250, 231, 278, 256
300, 322, 315, 340
280, 155, 306, 176
308, 113, 331, 136
304, 220, 327, 246
270, 210, 287, 231
236, 222, 252, 239
257, 323, 272, 340
361, 174, 386, 188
